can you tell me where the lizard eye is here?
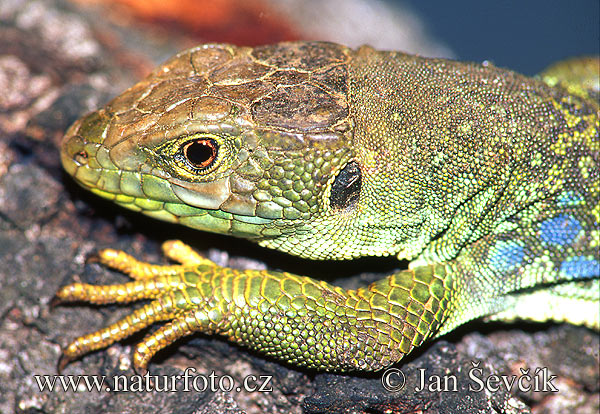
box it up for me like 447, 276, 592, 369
182, 138, 218, 170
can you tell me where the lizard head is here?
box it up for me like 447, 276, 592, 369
61, 42, 383, 260
63, 41, 556, 262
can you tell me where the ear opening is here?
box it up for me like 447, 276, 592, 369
330, 160, 361, 210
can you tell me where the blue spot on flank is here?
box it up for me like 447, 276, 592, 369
539, 214, 581, 246
557, 191, 584, 207
489, 241, 525, 272
560, 257, 600, 279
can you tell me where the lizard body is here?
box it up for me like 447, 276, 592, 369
55, 42, 599, 372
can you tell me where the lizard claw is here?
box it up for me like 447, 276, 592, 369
85, 254, 101, 265
134, 364, 148, 378
49, 294, 63, 309
57, 353, 74, 374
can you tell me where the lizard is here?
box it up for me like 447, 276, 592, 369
53, 42, 600, 373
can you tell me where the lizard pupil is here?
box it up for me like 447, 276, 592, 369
330, 161, 361, 210
182, 138, 218, 170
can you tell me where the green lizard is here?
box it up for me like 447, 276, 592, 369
54, 42, 599, 373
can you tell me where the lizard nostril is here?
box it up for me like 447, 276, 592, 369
75, 150, 89, 165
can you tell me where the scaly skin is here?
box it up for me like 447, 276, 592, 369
55, 42, 599, 373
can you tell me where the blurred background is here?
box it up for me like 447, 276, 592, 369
69, 0, 599, 75
402, 0, 599, 75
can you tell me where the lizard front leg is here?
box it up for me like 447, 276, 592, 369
54, 241, 456, 373
55, 200, 599, 373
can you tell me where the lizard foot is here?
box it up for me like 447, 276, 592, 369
54, 240, 218, 373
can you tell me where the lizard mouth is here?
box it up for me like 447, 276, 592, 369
60, 111, 273, 239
